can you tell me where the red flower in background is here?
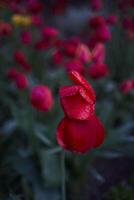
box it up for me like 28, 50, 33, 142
20, 30, 32, 45
0, 21, 12, 36
76, 43, 105, 64
119, 80, 134, 93
42, 26, 59, 41
21, 62, 31, 71
88, 16, 105, 29
90, 0, 103, 11
34, 39, 50, 50
30, 85, 53, 111
27, 1, 44, 14
63, 37, 80, 57
14, 50, 26, 64
35, 26, 60, 50
106, 14, 118, 25
60, 71, 96, 120
88, 15, 112, 45
7, 68, 29, 90
87, 34, 100, 49
15, 72, 29, 89
65, 59, 84, 74
52, 50, 63, 65
88, 63, 109, 79
96, 25, 112, 42
91, 43, 105, 63
57, 115, 105, 153
31, 15, 42, 27
14, 50, 31, 71
76, 44, 92, 63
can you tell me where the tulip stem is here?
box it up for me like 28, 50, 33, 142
61, 151, 66, 200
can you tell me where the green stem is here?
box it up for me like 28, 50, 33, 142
61, 151, 66, 200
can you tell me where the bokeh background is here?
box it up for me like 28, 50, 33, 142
0, 0, 134, 199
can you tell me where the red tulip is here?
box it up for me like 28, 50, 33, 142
63, 42, 77, 57
92, 43, 105, 63
88, 63, 109, 79
21, 62, 31, 71
106, 14, 118, 25
96, 25, 112, 42
20, 30, 31, 45
0, 22, 12, 36
14, 72, 29, 90
14, 50, 26, 65
90, 0, 103, 11
27, 1, 44, 14
88, 16, 105, 29
31, 15, 42, 27
119, 80, 134, 93
68, 71, 96, 101
63, 37, 80, 57
60, 71, 96, 120
57, 70, 105, 153
65, 59, 84, 74
30, 85, 53, 111
76, 44, 92, 63
56, 115, 105, 153
14, 50, 31, 71
87, 34, 99, 49
42, 26, 59, 40
52, 50, 63, 65
34, 39, 50, 50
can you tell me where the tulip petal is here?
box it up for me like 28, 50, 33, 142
92, 43, 105, 63
56, 115, 105, 153
68, 71, 96, 102
60, 86, 94, 120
